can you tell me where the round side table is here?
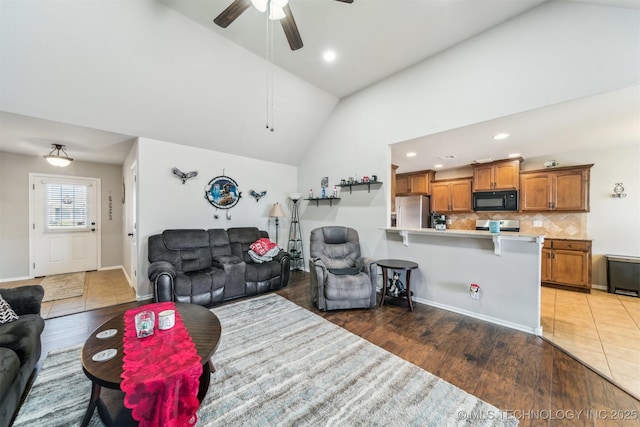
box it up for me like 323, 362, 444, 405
377, 259, 419, 311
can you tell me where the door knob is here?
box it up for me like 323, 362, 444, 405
127, 233, 134, 236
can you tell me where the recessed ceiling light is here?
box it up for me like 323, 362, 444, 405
406, 152, 417, 157
494, 133, 510, 140
434, 164, 443, 168
508, 153, 521, 158
323, 50, 336, 62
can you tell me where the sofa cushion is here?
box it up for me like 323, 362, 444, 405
245, 261, 281, 283
227, 227, 262, 262
0, 314, 45, 365
208, 229, 233, 258
0, 347, 20, 401
0, 295, 18, 324
174, 268, 226, 301
149, 230, 213, 273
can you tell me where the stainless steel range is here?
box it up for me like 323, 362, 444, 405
475, 219, 520, 232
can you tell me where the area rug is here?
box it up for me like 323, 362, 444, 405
14, 294, 517, 426
39, 272, 86, 302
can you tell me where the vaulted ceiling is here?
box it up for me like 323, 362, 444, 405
1, 0, 638, 167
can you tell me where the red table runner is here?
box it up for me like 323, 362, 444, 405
121, 302, 202, 427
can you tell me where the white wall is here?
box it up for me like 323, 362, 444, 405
296, 2, 639, 314
0, 0, 338, 166
134, 138, 298, 298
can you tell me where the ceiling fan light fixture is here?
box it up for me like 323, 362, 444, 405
269, 5, 286, 20
252, 0, 289, 19
44, 144, 73, 167
251, 0, 267, 12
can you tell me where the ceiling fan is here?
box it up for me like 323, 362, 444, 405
213, 0, 354, 51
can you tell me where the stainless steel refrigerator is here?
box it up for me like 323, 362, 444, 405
395, 195, 431, 228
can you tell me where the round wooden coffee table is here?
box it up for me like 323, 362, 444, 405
80, 303, 221, 427
377, 259, 419, 311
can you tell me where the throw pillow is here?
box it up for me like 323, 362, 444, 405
250, 238, 277, 256
0, 294, 19, 324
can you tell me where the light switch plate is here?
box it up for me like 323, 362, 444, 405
533, 220, 543, 227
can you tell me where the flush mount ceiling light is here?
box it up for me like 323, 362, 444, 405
434, 164, 444, 168
44, 144, 73, 167
406, 152, 417, 157
508, 153, 521, 158
493, 133, 510, 140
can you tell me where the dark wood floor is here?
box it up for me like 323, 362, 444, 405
36, 271, 639, 427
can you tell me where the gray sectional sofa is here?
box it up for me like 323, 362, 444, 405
0, 285, 45, 427
148, 227, 290, 306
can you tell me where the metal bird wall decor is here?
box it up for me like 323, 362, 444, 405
250, 190, 267, 202
172, 167, 198, 184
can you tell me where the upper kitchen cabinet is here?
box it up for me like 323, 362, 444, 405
395, 170, 436, 196
431, 178, 472, 213
472, 158, 522, 192
520, 164, 593, 212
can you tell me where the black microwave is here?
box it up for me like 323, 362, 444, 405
473, 190, 519, 211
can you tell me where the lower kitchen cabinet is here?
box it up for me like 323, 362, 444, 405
541, 239, 592, 292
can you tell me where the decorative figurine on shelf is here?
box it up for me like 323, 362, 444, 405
333, 186, 338, 198
321, 176, 329, 198
388, 271, 404, 297
309, 189, 314, 198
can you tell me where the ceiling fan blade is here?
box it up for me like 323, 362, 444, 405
214, 0, 252, 28
280, 4, 303, 51
334, 0, 354, 3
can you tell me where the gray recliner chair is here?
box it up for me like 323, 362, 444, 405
309, 226, 377, 310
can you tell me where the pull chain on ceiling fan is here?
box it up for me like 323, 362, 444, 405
213, 0, 354, 51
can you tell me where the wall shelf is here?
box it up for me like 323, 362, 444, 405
337, 181, 382, 194
305, 197, 340, 207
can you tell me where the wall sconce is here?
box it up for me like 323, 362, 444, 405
612, 183, 627, 198
44, 144, 73, 167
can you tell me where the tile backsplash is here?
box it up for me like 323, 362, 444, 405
446, 212, 589, 239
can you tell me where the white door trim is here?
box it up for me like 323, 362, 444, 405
29, 173, 102, 277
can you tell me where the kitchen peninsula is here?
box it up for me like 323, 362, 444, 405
384, 226, 544, 335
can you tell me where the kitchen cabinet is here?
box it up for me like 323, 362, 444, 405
520, 164, 593, 212
541, 239, 592, 292
431, 178, 472, 213
395, 170, 435, 196
472, 158, 521, 191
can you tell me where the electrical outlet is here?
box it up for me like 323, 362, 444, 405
446, 219, 452, 225
533, 220, 543, 227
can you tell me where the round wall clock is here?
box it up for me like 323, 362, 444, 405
205, 175, 241, 209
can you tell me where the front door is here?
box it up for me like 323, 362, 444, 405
30, 174, 100, 276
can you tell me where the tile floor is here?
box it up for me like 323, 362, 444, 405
0, 269, 136, 319
541, 286, 640, 399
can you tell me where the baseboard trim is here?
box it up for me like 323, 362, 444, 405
99, 265, 124, 271
413, 296, 542, 336
591, 284, 607, 291
137, 293, 154, 302
0, 275, 32, 283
